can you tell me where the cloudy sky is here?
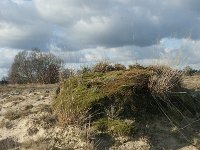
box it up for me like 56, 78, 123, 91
0, 0, 200, 78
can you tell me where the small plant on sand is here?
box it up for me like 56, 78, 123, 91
40, 113, 57, 129
4, 110, 22, 120
21, 138, 49, 150
0, 119, 13, 129
105, 105, 122, 119
93, 118, 134, 136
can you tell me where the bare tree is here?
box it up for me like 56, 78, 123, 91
8, 49, 63, 84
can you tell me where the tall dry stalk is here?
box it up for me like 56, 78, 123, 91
148, 65, 183, 101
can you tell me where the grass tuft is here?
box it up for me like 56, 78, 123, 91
93, 118, 134, 136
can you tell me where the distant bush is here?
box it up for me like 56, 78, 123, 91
76, 65, 91, 75
113, 64, 126, 71
128, 63, 145, 69
93, 61, 115, 73
93, 61, 126, 73
0, 77, 8, 85
8, 49, 63, 84
183, 66, 197, 76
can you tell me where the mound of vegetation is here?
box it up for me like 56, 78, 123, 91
53, 63, 199, 137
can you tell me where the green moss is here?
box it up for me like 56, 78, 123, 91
53, 67, 153, 126
93, 118, 134, 136
53, 64, 193, 139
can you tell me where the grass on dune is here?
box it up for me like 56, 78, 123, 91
53, 62, 200, 138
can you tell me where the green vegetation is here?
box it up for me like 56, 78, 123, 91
93, 118, 134, 136
53, 62, 199, 138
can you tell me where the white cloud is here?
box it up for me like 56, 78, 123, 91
49, 38, 200, 69
0, 48, 21, 68
1, 0, 200, 49
0, 48, 21, 78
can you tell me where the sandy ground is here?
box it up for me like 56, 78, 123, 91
0, 78, 200, 150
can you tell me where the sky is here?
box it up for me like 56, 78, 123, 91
1, 0, 200, 78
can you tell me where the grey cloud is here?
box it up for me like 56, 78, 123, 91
1, 0, 200, 77
0, 0, 53, 50
0, 0, 200, 50
49, 39, 200, 70
34, 0, 200, 49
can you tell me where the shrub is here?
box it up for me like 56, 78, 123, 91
93, 61, 115, 73
4, 110, 22, 120
80, 65, 91, 74
183, 66, 197, 76
114, 64, 126, 71
129, 63, 145, 70
0, 77, 8, 85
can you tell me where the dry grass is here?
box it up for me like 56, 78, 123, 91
4, 108, 32, 121
39, 113, 57, 129
0, 84, 58, 93
93, 60, 115, 73
53, 63, 200, 147
0, 138, 20, 150
92, 61, 126, 73
183, 75, 200, 90
0, 119, 11, 129
4, 110, 22, 120
148, 65, 183, 100
21, 138, 48, 150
